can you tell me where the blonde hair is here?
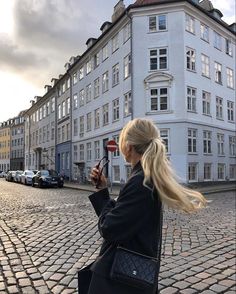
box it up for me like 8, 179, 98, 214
119, 118, 207, 213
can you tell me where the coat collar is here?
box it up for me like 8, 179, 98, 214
131, 161, 143, 175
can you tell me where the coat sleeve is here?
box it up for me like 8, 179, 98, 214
92, 175, 153, 243
89, 188, 116, 217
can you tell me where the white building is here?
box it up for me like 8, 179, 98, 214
24, 86, 57, 171
68, 0, 235, 183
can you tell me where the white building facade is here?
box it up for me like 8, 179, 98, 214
68, 0, 235, 184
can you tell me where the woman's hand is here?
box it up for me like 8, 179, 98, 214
90, 167, 107, 190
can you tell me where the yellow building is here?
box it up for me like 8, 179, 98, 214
0, 121, 11, 172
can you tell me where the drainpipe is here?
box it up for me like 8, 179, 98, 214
68, 72, 73, 182
126, 9, 134, 120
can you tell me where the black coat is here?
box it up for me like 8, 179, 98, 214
79, 161, 163, 294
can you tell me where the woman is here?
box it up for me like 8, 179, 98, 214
80, 118, 206, 294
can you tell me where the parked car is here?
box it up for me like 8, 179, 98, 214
5, 171, 16, 182
21, 170, 35, 185
0, 171, 6, 178
14, 170, 23, 183
32, 170, 64, 188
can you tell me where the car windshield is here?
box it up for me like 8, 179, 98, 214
41, 170, 58, 177
26, 171, 34, 176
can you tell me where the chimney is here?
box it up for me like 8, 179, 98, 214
112, 0, 125, 23
229, 23, 236, 33
86, 38, 97, 48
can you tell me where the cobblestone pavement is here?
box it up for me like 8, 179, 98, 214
0, 178, 235, 294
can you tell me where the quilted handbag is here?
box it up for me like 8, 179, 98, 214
110, 246, 159, 290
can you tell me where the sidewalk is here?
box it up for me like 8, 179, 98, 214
64, 180, 236, 196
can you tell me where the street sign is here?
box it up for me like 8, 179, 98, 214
106, 140, 118, 152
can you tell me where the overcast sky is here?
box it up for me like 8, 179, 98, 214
0, 0, 235, 122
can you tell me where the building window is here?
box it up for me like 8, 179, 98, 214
39, 107, 43, 120
58, 104, 61, 120
102, 43, 109, 61
73, 72, 77, 85
61, 153, 65, 170
51, 97, 55, 112
149, 48, 168, 70
103, 103, 109, 125
203, 131, 212, 154
188, 129, 197, 153
46, 102, 50, 116
51, 122, 55, 140
61, 125, 65, 141
217, 133, 224, 155
79, 144, 84, 161
187, 86, 196, 112
229, 165, 236, 180
86, 112, 92, 132
79, 67, 84, 80
226, 68, 234, 88
214, 62, 222, 84
149, 15, 167, 32
87, 142, 92, 161
216, 97, 223, 120
227, 101, 234, 122
226, 39, 233, 56
113, 98, 120, 121
113, 165, 120, 182
214, 31, 222, 50
112, 63, 119, 86
66, 152, 70, 169
95, 141, 100, 160
94, 108, 100, 129
94, 53, 99, 68
123, 22, 131, 43
62, 82, 66, 93
94, 78, 100, 98
74, 145, 78, 162
160, 129, 169, 153
113, 135, 120, 157
218, 164, 225, 180
79, 116, 84, 137
62, 101, 66, 117
204, 163, 212, 181
66, 97, 70, 115
86, 84, 92, 103
112, 34, 119, 53
124, 54, 131, 79
150, 88, 168, 111
86, 59, 92, 75
73, 119, 78, 136
124, 92, 132, 116
79, 89, 85, 107
202, 91, 211, 115
102, 71, 109, 93
186, 48, 196, 71
188, 163, 198, 182
73, 94, 78, 109
200, 23, 209, 42
201, 54, 210, 77
185, 14, 195, 34
229, 136, 236, 156
67, 78, 70, 89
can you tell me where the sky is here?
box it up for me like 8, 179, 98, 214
0, 0, 235, 122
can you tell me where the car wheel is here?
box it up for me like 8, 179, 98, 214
25, 179, 27, 185
39, 180, 43, 188
32, 180, 35, 187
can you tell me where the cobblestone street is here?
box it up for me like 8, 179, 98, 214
0, 178, 235, 294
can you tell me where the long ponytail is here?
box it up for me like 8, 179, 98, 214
119, 118, 206, 213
